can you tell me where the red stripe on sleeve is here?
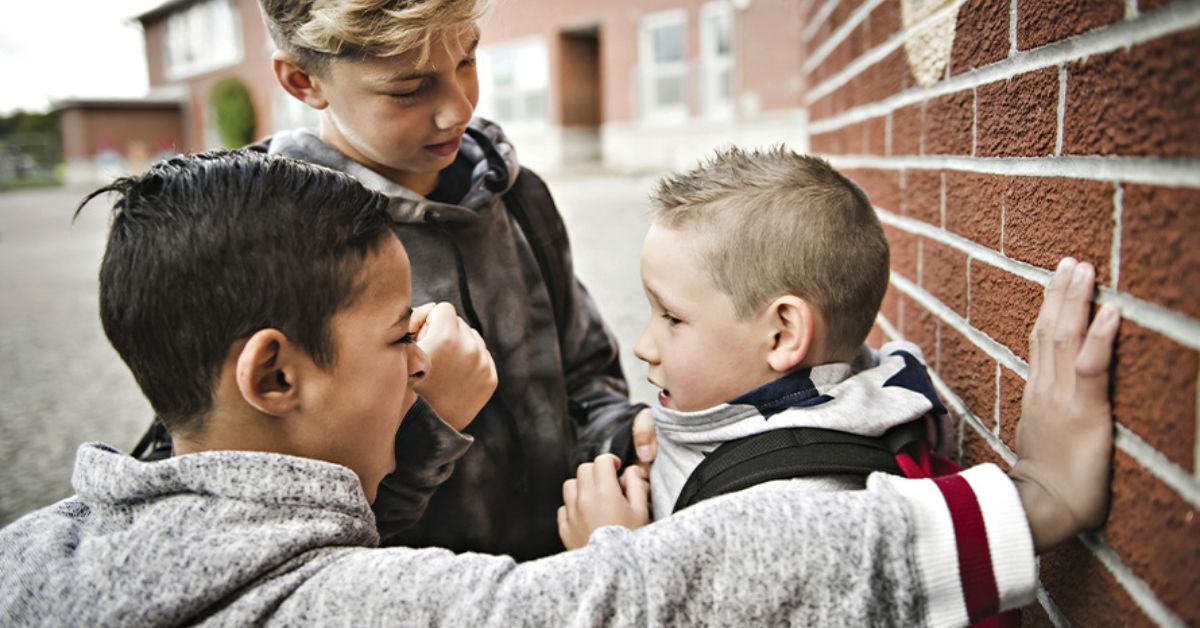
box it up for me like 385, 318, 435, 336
933, 474, 999, 623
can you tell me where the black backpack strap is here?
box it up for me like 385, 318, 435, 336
500, 167, 572, 341
672, 420, 928, 514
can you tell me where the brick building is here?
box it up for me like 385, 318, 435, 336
55, 97, 185, 185
811, 0, 1198, 624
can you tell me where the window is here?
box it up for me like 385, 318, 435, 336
165, 0, 242, 80
700, 2, 734, 117
639, 10, 688, 122
476, 39, 549, 124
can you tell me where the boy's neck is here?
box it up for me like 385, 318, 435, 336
318, 123, 440, 196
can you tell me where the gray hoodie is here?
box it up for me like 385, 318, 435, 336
0, 439, 1035, 626
262, 119, 641, 559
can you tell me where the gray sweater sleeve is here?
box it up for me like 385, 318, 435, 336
274, 465, 1036, 626
372, 398, 474, 537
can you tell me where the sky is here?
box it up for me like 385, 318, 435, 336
0, 0, 162, 114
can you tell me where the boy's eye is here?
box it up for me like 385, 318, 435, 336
393, 332, 417, 345
388, 82, 428, 100
662, 313, 682, 326
459, 55, 477, 69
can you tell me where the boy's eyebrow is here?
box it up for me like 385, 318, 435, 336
394, 307, 414, 328
383, 34, 481, 83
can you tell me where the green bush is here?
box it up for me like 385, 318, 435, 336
210, 78, 256, 148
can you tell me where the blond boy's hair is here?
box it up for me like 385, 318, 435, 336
258, 0, 491, 73
650, 146, 889, 359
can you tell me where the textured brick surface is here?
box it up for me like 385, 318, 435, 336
998, 367, 1023, 449
1112, 320, 1198, 472
1039, 537, 1153, 627
901, 295, 939, 368
1064, 28, 1200, 157
867, 0, 901, 48
884, 224, 918, 280
1022, 602, 1055, 628
864, 115, 887, 155
960, 420, 1007, 466
976, 68, 1058, 157
940, 327, 996, 422
845, 168, 901, 212
945, 172, 1003, 249
1139, 0, 1177, 9
923, 90, 974, 155
901, 169, 942, 225
1105, 451, 1200, 625
1017, 0, 1124, 49
859, 50, 908, 105
922, 240, 967, 317
1002, 177, 1114, 283
1119, 185, 1200, 318
880, 282, 901, 326
969, 261, 1041, 361
951, 0, 1011, 74
892, 104, 923, 155
811, 130, 838, 154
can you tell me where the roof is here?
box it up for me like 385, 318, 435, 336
51, 95, 185, 112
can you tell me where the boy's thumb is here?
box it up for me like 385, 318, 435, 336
621, 466, 650, 515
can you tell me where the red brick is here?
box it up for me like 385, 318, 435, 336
1112, 320, 1198, 472
1017, 0, 1124, 50
840, 121, 865, 154
868, 324, 885, 348
891, 103, 923, 155
880, 282, 901, 325
867, 0, 901, 48
1140, 0, 1177, 9
998, 366, 1023, 449
1064, 28, 1200, 157
1119, 185, 1200, 319
940, 327, 996, 423
960, 420, 1009, 466
901, 169, 941, 225
1105, 451, 1200, 625
944, 172, 1003, 249
969, 261, 1041, 361
1039, 537, 1154, 627
1002, 177, 1114, 283
885, 224, 918, 280
864, 116, 887, 155
901, 295, 939, 367
845, 168, 901, 211
923, 90, 974, 155
811, 93, 834, 122
923, 239, 968, 317
951, 0, 1011, 74
811, 130, 838, 154
1021, 602, 1054, 628
976, 68, 1058, 157
859, 50, 907, 104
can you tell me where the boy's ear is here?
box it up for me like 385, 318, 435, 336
272, 51, 329, 110
235, 329, 303, 416
765, 295, 816, 373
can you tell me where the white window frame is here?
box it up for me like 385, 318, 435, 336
476, 37, 550, 128
639, 9, 689, 125
700, 2, 735, 119
164, 0, 243, 81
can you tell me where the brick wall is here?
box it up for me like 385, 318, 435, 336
802, 0, 1199, 624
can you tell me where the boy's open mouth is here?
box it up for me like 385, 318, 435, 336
657, 388, 672, 406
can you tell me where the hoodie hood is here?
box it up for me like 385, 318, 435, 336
264, 117, 520, 225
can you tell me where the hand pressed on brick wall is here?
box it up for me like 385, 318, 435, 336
1010, 258, 1121, 554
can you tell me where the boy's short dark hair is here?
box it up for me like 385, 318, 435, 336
650, 146, 889, 359
78, 150, 393, 433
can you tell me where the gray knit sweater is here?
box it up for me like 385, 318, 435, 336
0, 440, 1035, 626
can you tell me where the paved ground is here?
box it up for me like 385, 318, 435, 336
0, 171, 662, 525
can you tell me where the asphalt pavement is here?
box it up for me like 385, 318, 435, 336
0, 170, 662, 525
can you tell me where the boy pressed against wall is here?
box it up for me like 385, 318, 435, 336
0, 150, 1120, 626
231, 0, 650, 559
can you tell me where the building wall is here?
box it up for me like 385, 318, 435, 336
59, 106, 184, 183
806, 0, 1199, 624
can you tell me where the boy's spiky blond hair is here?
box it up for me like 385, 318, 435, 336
650, 146, 889, 358
258, 0, 491, 73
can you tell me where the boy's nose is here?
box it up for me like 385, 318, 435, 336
633, 328, 657, 364
435, 82, 474, 130
409, 344, 431, 381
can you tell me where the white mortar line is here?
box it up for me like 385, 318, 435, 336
1126, 0, 1139, 20
935, 371, 1017, 464
826, 154, 1200, 188
1035, 583, 1070, 628
1079, 533, 1187, 628
1112, 183, 1123, 290
806, 0, 967, 98
1115, 425, 1200, 510
1196, 368, 1200, 483
1055, 64, 1066, 156
993, 365, 1002, 436
885, 112, 893, 155
803, 0, 843, 42
807, 2, 1200, 121
939, 172, 947, 228
889, 273, 1030, 377
916, 238, 924, 285
971, 86, 978, 156
804, 0, 889, 73
877, 209, 1200, 351
1009, 0, 1018, 56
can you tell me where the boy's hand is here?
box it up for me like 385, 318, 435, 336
411, 302, 497, 431
1010, 258, 1120, 553
632, 408, 657, 473
557, 454, 651, 550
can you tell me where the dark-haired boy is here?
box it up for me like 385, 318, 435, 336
0, 150, 1120, 625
